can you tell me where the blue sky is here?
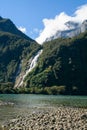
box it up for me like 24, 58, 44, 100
0, 0, 87, 42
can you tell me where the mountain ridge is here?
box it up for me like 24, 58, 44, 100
0, 16, 41, 92
0, 16, 34, 41
0, 16, 87, 95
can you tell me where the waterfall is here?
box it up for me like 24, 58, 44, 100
14, 49, 43, 87
24, 49, 43, 78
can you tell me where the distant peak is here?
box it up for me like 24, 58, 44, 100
0, 16, 33, 41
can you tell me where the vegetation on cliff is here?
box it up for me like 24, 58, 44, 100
0, 17, 41, 91
24, 31, 87, 95
0, 16, 87, 95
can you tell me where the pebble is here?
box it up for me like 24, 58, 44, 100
1, 107, 87, 130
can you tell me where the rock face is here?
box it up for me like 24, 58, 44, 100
45, 20, 87, 42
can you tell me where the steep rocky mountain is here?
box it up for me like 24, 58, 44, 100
24, 31, 87, 95
45, 20, 87, 42
0, 16, 41, 92
0, 16, 32, 41
0, 16, 87, 95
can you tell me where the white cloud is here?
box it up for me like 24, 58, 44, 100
73, 4, 87, 22
36, 4, 87, 44
18, 26, 27, 34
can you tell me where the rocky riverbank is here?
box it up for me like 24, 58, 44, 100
0, 100, 14, 106
1, 106, 87, 130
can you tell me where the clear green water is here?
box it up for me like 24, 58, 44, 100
0, 94, 87, 124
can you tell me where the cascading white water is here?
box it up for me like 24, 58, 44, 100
14, 49, 43, 87
24, 49, 43, 78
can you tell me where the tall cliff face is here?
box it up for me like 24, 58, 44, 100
0, 17, 41, 86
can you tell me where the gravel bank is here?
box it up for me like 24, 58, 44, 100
1, 107, 87, 130
0, 100, 14, 106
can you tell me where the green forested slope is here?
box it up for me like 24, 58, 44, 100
25, 31, 87, 95
0, 16, 87, 95
0, 16, 33, 40
0, 17, 41, 92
